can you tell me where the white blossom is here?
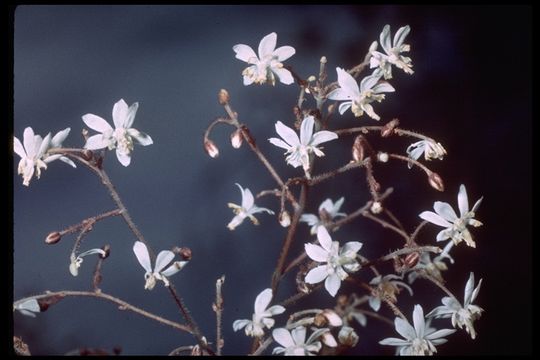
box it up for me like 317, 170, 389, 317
82, 99, 153, 166
13, 127, 51, 186
300, 197, 346, 235
304, 227, 362, 297
233, 288, 285, 337
368, 274, 413, 312
233, 32, 295, 86
379, 304, 455, 355
43, 128, 77, 168
269, 116, 338, 174
227, 183, 274, 230
370, 25, 414, 79
14, 299, 41, 317
69, 248, 107, 277
427, 272, 484, 339
406, 139, 447, 168
272, 326, 328, 355
133, 241, 188, 290
419, 184, 483, 248
327, 67, 394, 120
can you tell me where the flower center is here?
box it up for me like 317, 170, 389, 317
114, 128, 134, 155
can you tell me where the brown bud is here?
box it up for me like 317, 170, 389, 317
174, 247, 192, 261
403, 251, 420, 268
81, 149, 93, 161
313, 312, 327, 327
428, 171, 445, 192
204, 139, 219, 158
279, 211, 291, 227
230, 129, 243, 149
352, 135, 365, 162
37, 294, 65, 312
100, 245, 110, 259
218, 89, 230, 105
380, 118, 400, 137
45, 232, 61, 245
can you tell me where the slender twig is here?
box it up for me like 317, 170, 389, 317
361, 211, 410, 242
384, 208, 406, 233
252, 337, 273, 356
70, 220, 94, 257
13, 291, 192, 334
57, 209, 123, 237
214, 275, 225, 356
334, 125, 441, 144
308, 161, 365, 186
420, 273, 459, 302
360, 245, 441, 268
358, 309, 395, 327
409, 220, 429, 245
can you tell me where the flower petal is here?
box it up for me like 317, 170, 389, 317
161, 261, 187, 277
254, 288, 273, 314
258, 32, 277, 59
235, 183, 253, 209
412, 305, 425, 338
82, 114, 113, 133
291, 326, 307, 345
425, 328, 456, 341
311, 131, 338, 147
116, 148, 131, 167
305, 265, 328, 284
324, 273, 341, 297
360, 73, 381, 92
84, 134, 111, 150
379, 25, 392, 54
379, 337, 410, 346
393, 25, 410, 48
338, 102, 352, 115
233, 44, 257, 62
300, 214, 319, 226
395, 317, 415, 340
112, 99, 129, 129
133, 241, 152, 273
300, 116, 314, 146
274, 121, 299, 146
273, 327, 295, 348
336, 67, 360, 97
51, 127, 71, 148
154, 250, 175, 273
327, 88, 352, 101
233, 319, 251, 331
13, 136, 26, 159
267, 304, 286, 316
372, 82, 395, 93
434, 201, 458, 222
458, 184, 469, 217
23, 127, 36, 157
341, 241, 362, 255
125, 102, 139, 129
419, 211, 452, 228
272, 67, 294, 85
227, 213, 246, 230
127, 128, 153, 146
316, 226, 333, 252
273, 45, 295, 61
269, 137, 292, 151
305, 243, 328, 262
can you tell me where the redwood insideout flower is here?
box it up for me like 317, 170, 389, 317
13, 127, 51, 186
82, 99, 153, 167
300, 197, 347, 235
406, 139, 447, 169
327, 67, 395, 120
370, 24, 414, 79
232, 288, 285, 338
268, 116, 338, 174
133, 241, 188, 290
272, 326, 329, 356
233, 32, 296, 86
227, 183, 274, 230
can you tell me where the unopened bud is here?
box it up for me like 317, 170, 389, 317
81, 149, 93, 161
338, 326, 359, 347
173, 247, 192, 261
377, 152, 389, 163
321, 332, 338, 348
352, 135, 366, 162
370, 201, 383, 214
307, 75, 317, 82
45, 232, 61, 244
320, 56, 327, 64
428, 172, 445, 192
204, 139, 219, 158
100, 245, 110, 259
404, 251, 420, 268
381, 118, 400, 137
218, 89, 230, 105
279, 211, 291, 227
230, 129, 243, 149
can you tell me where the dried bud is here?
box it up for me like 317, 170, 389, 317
322, 309, 343, 327
381, 118, 400, 137
37, 294, 65, 312
81, 149, 94, 161
352, 135, 365, 163
377, 152, 389, 163
279, 211, 291, 227
204, 139, 219, 158
230, 129, 243, 149
45, 231, 61, 245
428, 171, 445, 192
100, 245, 110, 259
13, 336, 31, 356
218, 89, 230, 105
320, 56, 327, 64
403, 251, 420, 269
338, 326, 359, 347
173, 247, 192, 261
321, 332, 338, 348
370, 201, 383, 214
307, 75, 316, 82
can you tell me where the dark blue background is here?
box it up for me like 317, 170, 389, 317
13, 5, 531, 355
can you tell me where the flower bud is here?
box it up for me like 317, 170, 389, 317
377, 152, 389, 163
279, 211, 291, 228
404, 251, 420, 268
204, 139, 219, 158
381, 118, 399, 137
81, 149, 94, 161
45, 231, 61, 245
352, 135, 365, 163
320, 56, 327, 64
230, 129, 243, 149
218, 89, 230, 105
321, 332, 338, 348
338, 326, 359, 347
428, 171, 445, 192
307, 75, 316, 82
173, 246, 193, 261
370, 201, 383, 214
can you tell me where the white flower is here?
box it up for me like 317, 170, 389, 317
268, 116, 338, 174
370, 25, 414, 79
379, 304, 456, 355
133, 241, 188, 290
419, 184, 483, 248
300, 197, 346, 235
82, 99, 153, 166
406, 140, 447, 168
272, 326, 328, 355
427, 272, 484, 339
69, 248, 107, 277
14, 299, 41, 318
227, 183, 274, 230
232, 288, 285, 337
42, 128, 77, 168
13, 127, 51, 186
327, 67, 395, 120
368, 274, 413, 312
304, 226, 362, 297
233, 32, 296, 86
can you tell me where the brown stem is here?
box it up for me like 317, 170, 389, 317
58, 209, 123, 237
308, 161, 365, 186
361, 211, 410, 242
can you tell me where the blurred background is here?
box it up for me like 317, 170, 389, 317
12, 5, 531, 355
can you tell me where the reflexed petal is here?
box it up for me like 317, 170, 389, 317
267, 304, 286, 315
112, 99, 129, 129
305, 243, 328, 262
43, 154, 62, 163
258, 32, 277, 58
300, 116, 315, 146
127, 128, 153, 146
272, 67, 294, 85
395, 317, 415, 340
369, 296, 381, 311
300, 214, 319, 226
16, 299, 41, 313
464, 272, 475, 305
235, 183, 253, 209
273, 328, 295, 348
116, 148, 131, 167
233, 319, 251, 331
412, 305, 425, 338
82, 114, 113, 133
419, 211, 452, 227
59, 156, 76, 168
254, 288, 273, 314
305, 265, 328, 284
269, 137, 292, 150
360, 74, 381, 92
133, 241, 152, 273
243, 74, 255, 86
362, 103, 379, 120
273, 45, 295, 61
471, 196, 483, 213
125, 102, 139, 128
471, 278, 483, 303
227, 213, 246, 230
154, 250, 175, 273
325, 273, 341, 297
13, 136, 26, 158
23, 127, 35, 157
379, 337, 410, 346
51, 127, 71, 148
425, 328, 456, 340
372, 82, 395, 93
336, 67, 360, 97
233, 44, 257, 62
338, 102, 352, 115
434, 201, 458, 222
458, 184, 470, 216
311, 131, 338, 146
316, 226, 333, 251
436, 229, 452, 241
275, 121, 300, 146
36, 133, 51, 158
84, 134, 112, 150
291, 326, 307, 345
319, 199, 333, 213
161, 261, 187, 276
393, 25, 411, 48
341, 241, 362, 255
379, 25, 392, 53
326, 88, 352, 101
